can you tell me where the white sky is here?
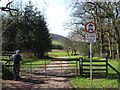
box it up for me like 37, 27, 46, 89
42, 0, 71, 37
0, 0, 71, 37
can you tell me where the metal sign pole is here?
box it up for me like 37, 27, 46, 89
90, 42, 92, 78
85, 22, 96, 79
0, 11, 2, 90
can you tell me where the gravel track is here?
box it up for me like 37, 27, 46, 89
2, 60, 75, 89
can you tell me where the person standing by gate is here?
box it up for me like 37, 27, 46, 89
12, 50, 22, 81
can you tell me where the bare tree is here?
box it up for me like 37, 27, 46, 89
0, 0, 18, 45
66, 1, 120, 58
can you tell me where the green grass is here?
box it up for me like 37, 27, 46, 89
108, 60, 119, 74
48, 49, 68, 58
52, 41, 63, 45
70, 76, 118, 88
0, 56, 9, 59
21, 59, 51, 68
20, 59, 51, 74
69, 57, 119, 88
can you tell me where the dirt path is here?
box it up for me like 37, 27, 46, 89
2, 60, 75, 89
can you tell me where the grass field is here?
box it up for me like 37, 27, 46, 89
48, 49, 68, 57
52, 41, 63, 45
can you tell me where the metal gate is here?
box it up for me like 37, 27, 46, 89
20, 58, 80, 77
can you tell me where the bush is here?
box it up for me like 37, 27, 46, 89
52, 41, 64, 50
2, 65, 13, 80
52, 44, 63, 50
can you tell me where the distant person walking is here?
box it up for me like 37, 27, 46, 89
12, 50, 22, 81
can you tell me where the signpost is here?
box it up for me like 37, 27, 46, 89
85, 22, 96, 78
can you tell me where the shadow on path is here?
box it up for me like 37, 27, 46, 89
31, 72, 75, 78
19, 77, 46, 84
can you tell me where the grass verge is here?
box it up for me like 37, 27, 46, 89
69, 57, 119, 88
70, 76, 118, 88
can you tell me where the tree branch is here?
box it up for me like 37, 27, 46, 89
0, 0, 18, 16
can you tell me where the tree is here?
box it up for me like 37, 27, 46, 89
2, 1, 52, 58
0, 0, 19, 52
62, 32, 81, 56
2, 16, 18, 51
66, 1, 120, 59
62, 37, 73, 56
16, 2, 52, 57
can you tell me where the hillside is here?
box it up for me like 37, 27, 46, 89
50, 33, 67, 43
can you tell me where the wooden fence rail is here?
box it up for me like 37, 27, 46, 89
79, 57, 119, 76
107, 63, 119, 74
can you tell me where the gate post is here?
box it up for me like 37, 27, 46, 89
106, 53, 109, 76
45, 59, 47, 77
76, 59, 78, 76
106, 52, 109, 77
79, 57, 83, 76
30, 60, 32, 78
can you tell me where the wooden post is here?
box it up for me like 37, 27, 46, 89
106, 53, 109, 76
76, 59, 78, 76
30, 60, 32, 78
45, 59, 47, 77
8, 60, 10, 66
79, 57, 83, 76
61, 60, 62, 76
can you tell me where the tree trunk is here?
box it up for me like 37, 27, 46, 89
71, 50, 74, 55
74, 49, 77, 55
0, 13, 2, 55
67, 50, 70, 56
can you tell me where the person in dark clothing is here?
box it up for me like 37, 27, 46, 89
12, 50, 22, 81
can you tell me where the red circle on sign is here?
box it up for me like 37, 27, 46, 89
85, 22, 96, 33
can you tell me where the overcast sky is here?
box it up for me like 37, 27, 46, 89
0, 0, 71, 37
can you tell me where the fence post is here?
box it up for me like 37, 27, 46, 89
106, 53, 109, 76
76, 59, 78, 76
61, 60, 62, 76
30, 60, 32, 78
45, 59, 47, 77
79, 57, 83, 76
